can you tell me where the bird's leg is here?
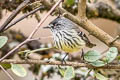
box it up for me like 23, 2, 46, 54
58, 53, 68, 69
81, 49, 85, 61
62, 53, 68, 64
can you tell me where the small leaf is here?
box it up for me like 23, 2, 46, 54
75, 67, 90, 76
64, 0, 75, 7
8, 41, 19, 48
1, 64, 11, 69
88, 0, 91, 3
84, 50, 101, 62
90, 60, 106, 67
95, 72, 108, 80
59, 68, 65, 77
11, 64, 27, 77
64, 66, 75, 80
0, 36, 8, 48
104, 47, 118, 63
117, 56, 120, 60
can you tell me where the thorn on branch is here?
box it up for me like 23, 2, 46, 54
110, 36, 120, 46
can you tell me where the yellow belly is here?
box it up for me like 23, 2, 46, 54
60, 43, 85, 53
55, 38, 86, 53
53, 30, 86, 53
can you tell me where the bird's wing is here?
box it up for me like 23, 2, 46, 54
69, 20, 96, 48
60, 17, 96, 48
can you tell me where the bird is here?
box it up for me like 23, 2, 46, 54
44, 16, 95, 62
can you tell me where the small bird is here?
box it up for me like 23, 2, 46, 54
44, 16, 95, 61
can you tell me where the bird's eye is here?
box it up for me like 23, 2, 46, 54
50, 23, 61, 29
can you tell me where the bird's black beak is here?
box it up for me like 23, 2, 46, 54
43, 26, 50, 29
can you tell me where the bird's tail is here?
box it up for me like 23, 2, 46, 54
86, 41, 96, 48
78, 32, 96, 48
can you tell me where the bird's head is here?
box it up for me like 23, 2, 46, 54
43, 17, 74, 33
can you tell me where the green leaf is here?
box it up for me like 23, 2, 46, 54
64, 66, 75, 80
64, 0, 75, 7
0, 36, 8, 48
104, 47, 118, 63
76, 68, 90, 76
84, 50, 101, 62
90, 60, 106, 67
95, 72, 108, 80
11, 64, 27, 77
88, 0, 91, 3
117, 56, 120, 60
1, 64, 11, 69
59, 68, 65, 77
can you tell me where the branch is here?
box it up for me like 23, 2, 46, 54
1, 59, 120, 69
0, 0, 63, 62
78, 0, 86, 19
42, 0, 120, 52
0, 0, 30, 32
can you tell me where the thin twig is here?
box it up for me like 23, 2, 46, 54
0, 0, 30, 32
4, 6, 45, 31
110, 36, 120, 45
0, 65, 14, 80
1, 59, 120, 69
